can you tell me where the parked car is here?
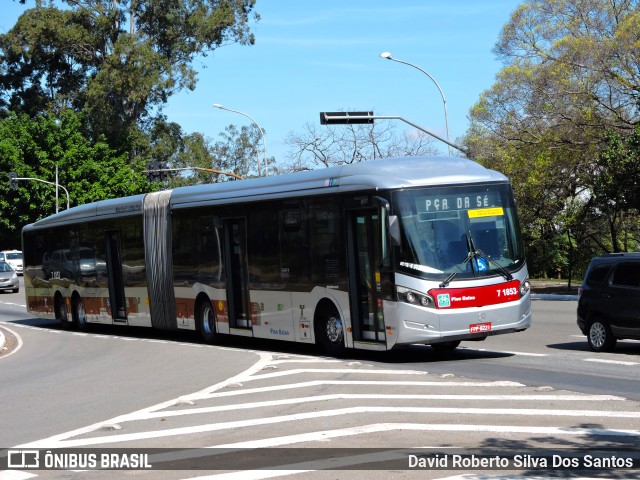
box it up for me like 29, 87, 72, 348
577, 252, 640, 352
0, 261, 19, 293
0, 250, 23, 275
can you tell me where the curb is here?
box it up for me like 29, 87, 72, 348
531, 294, 578, 301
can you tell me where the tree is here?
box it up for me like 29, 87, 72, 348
210, 124, 273, 179
0, 110, 148, 247
1, 0, 258, 148
586, 126, 640, 252
464, 0, 640, 278
162, 123, 273, 186
284, 119, 440, 172
493, 0, 640, 137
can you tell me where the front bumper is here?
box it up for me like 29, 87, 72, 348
391, 294, 532, 347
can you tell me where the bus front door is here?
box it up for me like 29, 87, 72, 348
105, 230, 127, 322
223, 219, 252, 332
347, 210, 386, 344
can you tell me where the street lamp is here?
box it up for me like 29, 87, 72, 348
379, 51, 452, 156
212, 103, 268, 177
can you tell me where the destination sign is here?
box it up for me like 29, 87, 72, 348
423, 192, 501, 213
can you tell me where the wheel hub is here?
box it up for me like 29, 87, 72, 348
326, 316, 343, 344
590, 322, 606, 348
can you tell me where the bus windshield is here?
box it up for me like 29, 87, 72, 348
394, 183, 525, 281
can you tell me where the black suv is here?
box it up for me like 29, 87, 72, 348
577, 253, 640, 352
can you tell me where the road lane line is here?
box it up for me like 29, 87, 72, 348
24, 406, 640, 448
460, 347, 548, 357
152, 416, 640, 461
584, 358, 638, 366
178, 423, 640, 480
0, 324, 24, 359
245, 368, 430, 379
129, 393, 627, 421
196, 380, 526, 399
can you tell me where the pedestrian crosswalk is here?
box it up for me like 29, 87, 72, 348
10, 352, 640, 479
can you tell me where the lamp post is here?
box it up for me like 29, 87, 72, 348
212, 103, 268, 177
379, 52, 452, 156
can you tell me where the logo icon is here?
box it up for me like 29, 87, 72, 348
8, 450, 40, 469
437, 293, 451, 308
473, 257, 488, 271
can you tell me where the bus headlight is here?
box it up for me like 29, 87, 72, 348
397, 286, 434, 308
520, 279, 531, 297
419, 295, 432, 307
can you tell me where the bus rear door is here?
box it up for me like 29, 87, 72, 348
223, 218, 253, 336
105, 230, 127, 322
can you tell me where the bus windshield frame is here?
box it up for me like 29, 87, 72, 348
393, 182, 525, 282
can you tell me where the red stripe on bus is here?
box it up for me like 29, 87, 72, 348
429, 279, 521, 309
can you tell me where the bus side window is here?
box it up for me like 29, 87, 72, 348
172, 213, 196, 283
198, 215, 223, 285
280, 204, 309, 285
309, 201, 344, 287
248, 205, 280, 287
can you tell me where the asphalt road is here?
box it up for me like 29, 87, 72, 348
368, 299, 640, 400
1, 284, 639, 479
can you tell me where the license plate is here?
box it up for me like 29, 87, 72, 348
469, 322, 492, 333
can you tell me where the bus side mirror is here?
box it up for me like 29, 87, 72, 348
388, 215, 401, 247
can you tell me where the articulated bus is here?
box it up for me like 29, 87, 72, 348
22, 156, 531, 355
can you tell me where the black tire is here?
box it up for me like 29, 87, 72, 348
12, 287, 19, 293
55, 295, 71, 330
197, 299, 218, 344
72, 295, 89, 331
431, 340, 461, 352
319, 308, 346, 357
587, 319, 616, 352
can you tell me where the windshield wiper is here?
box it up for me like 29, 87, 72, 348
439, 232, 512, 288
467, 233, 513, 282
480, 254, 513, 282
439, 233, 476, 287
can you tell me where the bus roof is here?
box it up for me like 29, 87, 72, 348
24, 156, 507, 229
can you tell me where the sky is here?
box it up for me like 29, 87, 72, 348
2, 0, 521, 166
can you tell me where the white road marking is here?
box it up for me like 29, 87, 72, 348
584, 358, 638, 366
6, 319, 638, 480
269, 359, 343, 364
148, 421, 640, 464
460, 346, 548, 357
22, 405, 640, 448
16, 350, 275, 449
180, 422, 640, 480
0, 472, 38, 480
126, 392, 626, 422
198, 380, 526, 399
0, 324, 24, 359
246, 368, 430, 379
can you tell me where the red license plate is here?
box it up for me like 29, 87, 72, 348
469, 322, 492, 333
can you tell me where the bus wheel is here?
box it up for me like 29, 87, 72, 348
197, 300, 218, 344
72, 295, 89, 331
55, 295, 70, 330
431, 340, 461, 352
319, 309, 346, 357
